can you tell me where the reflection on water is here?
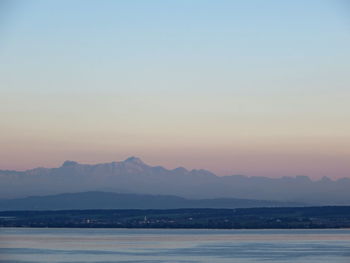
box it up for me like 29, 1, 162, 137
0, 228, 350, 263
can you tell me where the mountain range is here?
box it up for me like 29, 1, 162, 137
1, 157, 350, 205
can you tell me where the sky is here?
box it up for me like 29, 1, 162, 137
1, 0, 350, 178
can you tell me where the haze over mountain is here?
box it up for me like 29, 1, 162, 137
1, 157, 350, 205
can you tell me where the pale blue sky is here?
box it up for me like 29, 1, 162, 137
1, 0, 350, 177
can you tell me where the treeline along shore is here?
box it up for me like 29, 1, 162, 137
1, 206, 350, 229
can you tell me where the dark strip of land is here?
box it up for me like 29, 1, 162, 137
1, 206, 350, 229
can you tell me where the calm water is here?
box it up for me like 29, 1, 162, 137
1, 228, 350, 263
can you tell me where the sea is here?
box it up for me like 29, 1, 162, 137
0, 228, 350, 263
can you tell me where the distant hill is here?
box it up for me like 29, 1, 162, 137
0, 191, 304, 211
1, 156, 350, 205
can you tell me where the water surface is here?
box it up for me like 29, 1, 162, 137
1, 228, 350, 263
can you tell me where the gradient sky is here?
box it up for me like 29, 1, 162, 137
1, 0, 350, 178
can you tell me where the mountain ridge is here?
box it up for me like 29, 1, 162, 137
0, 191, 306, 211
1, 157, 343, 182
1, 157, 350, 205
